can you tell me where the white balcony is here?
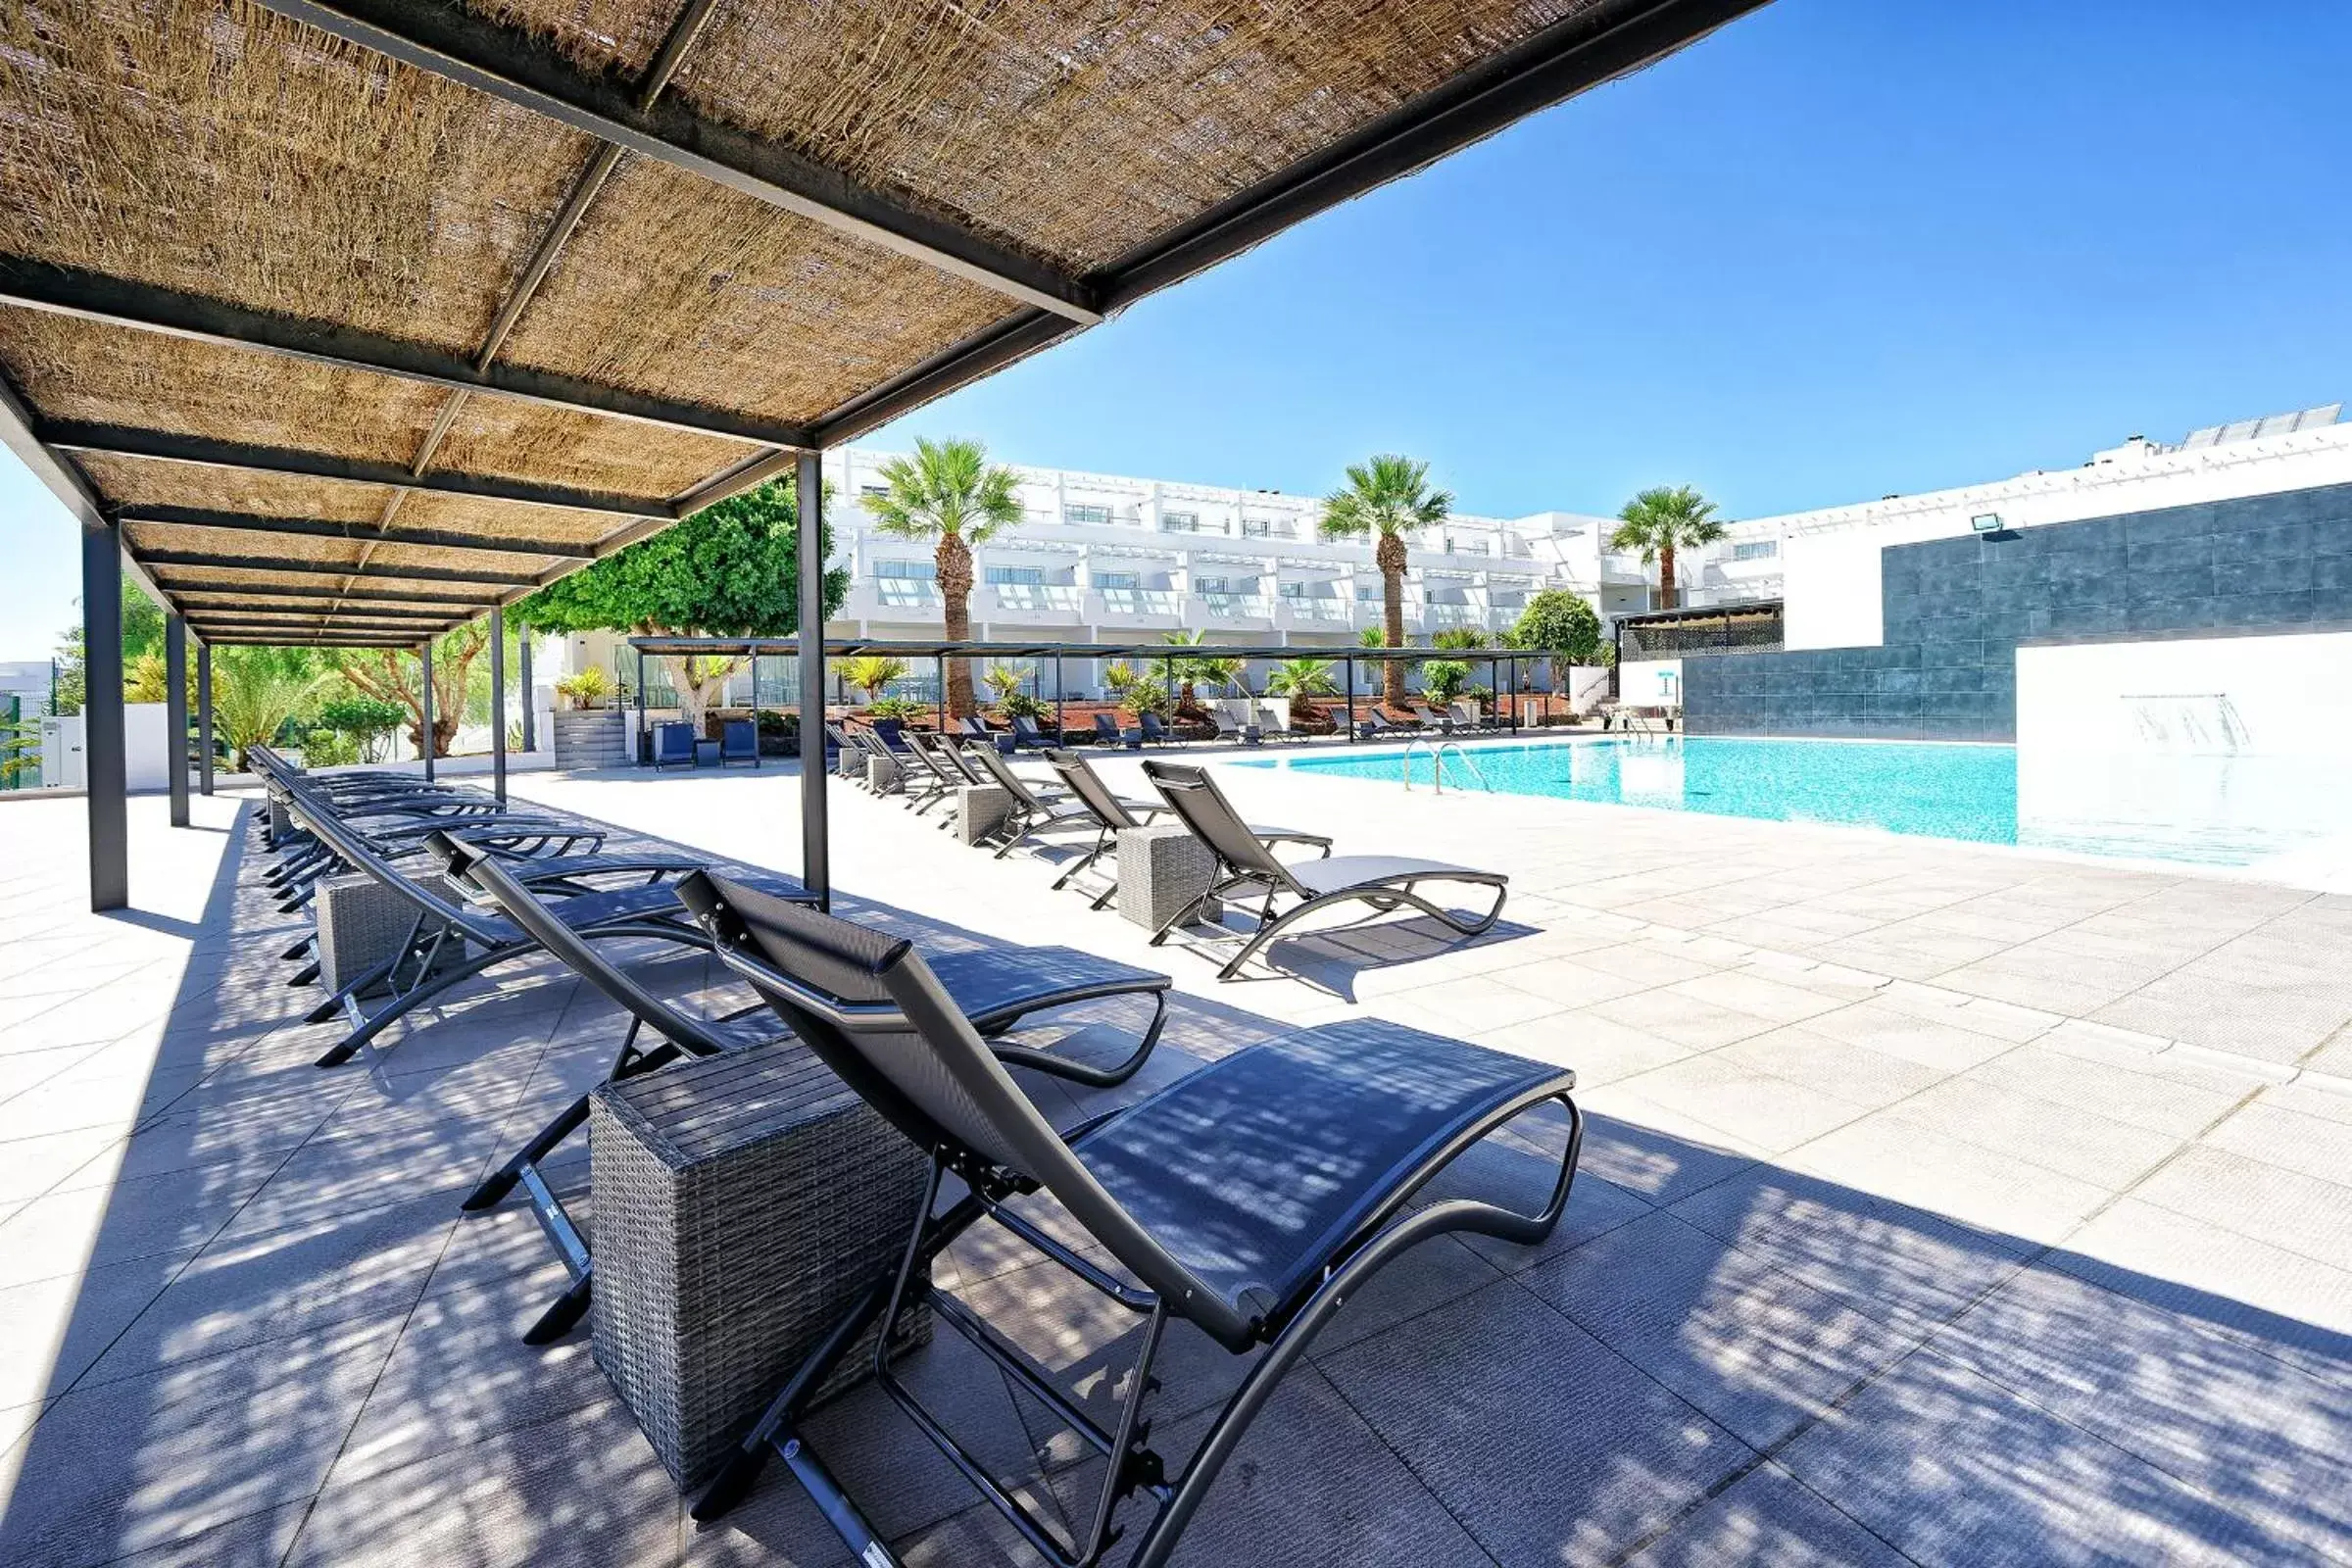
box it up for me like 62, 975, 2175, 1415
1199, 592, 1276, 625
989, 583, 1086, 622
1278, 596, 1353, 628
1094, 588, 1184, 623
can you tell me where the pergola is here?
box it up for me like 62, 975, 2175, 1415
0, 0, 1766, 910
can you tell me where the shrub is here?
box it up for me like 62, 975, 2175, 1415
302, 728, 359, 767
866, 694, 927, 721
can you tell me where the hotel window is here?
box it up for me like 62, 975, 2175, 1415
985, 565, 1044, 586
1732, 541, 1779, 562
1160, 511, 1200, 532
1064, 503, 1112, 526
858, 483, 889, 498
1092, 570, 1140, 590
1278, 581, 1307, 599
1194, 576, 1229, 595
1357, 582, 1382, 601
873, 560, 935, 581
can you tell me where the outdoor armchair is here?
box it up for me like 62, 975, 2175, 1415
720, 718, 760, 767
679, 874, 1581, 1568
653, 720, 697, 769
1142, 760, 1507, 979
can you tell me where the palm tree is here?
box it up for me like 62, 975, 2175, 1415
1320, 455, 1451, 707
1266, 657, 1339, 718
840, 654, 909, 707
210, 647, 327, 771
859, 436, 1024, 718
1610, 485, 1725, 612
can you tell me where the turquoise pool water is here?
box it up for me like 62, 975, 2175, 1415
1245, 737, 2342, 868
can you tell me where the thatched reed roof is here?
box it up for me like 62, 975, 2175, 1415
0, 0, 1763, 645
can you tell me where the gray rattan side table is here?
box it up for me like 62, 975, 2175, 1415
956, 783, 1012, 846
590, 1043, 932, 1489
1115, 822, 1220, 931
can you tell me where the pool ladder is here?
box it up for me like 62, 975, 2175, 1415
1402, 738, 1490, 794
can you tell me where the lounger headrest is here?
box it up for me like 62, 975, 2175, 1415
688, 871, 913, 1005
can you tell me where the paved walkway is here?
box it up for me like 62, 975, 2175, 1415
0, 759, 2346, 1567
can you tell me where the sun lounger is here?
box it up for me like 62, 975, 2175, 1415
1143, 760, 1508, 978
1357, 709, 1407, 740
959, 742, 1101, 858
287, 799, 804, 1068
1007, 713, 1053, 751
680, 878, 1581, 1568
1043, 750, 1327, 908
1092, 712, 1139, 749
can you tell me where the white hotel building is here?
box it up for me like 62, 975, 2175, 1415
818, 448, 1649, 656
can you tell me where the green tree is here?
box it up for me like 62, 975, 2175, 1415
325, 624, 489, 759
514, 476, 847, 731
1512, 590, 1603, 690
1320, 455, 1451, 707
51, 580, 169, 715
1610, 485, 1724, 612
859, 437, 1023, 720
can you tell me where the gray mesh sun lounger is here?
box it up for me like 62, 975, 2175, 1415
1043, 749, 1329, 909
289, 803, 805, 1068
435, 841, 1170, 1344
678, 873, 1581, 1568
1143, 760, 1507, 978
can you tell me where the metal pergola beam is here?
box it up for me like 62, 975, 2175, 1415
46, 422, 677, 522
185, 616, 465, 636
252, 0, 1100, 326
201, 635, 428, 648
182, 606, 459, 625
115, 504, 595, 561
133, 548, 541, 587
165, 582, 500, 609
0, 258, 814, 450
810, 0, 1770, 446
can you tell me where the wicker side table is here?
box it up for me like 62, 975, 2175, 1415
314, 872, 431, 995
866, 751, 904, 795
1115, 823, 1220, 931
590, 1044, 931, 1490
956, 783, 1012, 846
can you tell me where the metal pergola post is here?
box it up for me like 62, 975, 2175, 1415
796, 452, 830, 908
489, 606, 508, 806
1509, 657, 1521, 734
164, 614, 189, 826
195, 641, 214, 794
418, 639, 435, 782
635, 651, 648, 764
83, 519, 127, 910
935, 652, 947, 730
518, 630, 536, 753
1345, 654, 1356, 742
1053, 651, 1064, 739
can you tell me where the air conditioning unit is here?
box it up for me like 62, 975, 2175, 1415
39, 713, 84, 791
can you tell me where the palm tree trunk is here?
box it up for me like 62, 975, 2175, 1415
1658, 541, 1678, 612
1378, 530, 1408, 708
938, 534, 976, 720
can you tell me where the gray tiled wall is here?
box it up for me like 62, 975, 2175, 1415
1682, 481, 2352, 742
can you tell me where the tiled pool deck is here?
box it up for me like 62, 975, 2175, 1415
1, 753, 2347, 1566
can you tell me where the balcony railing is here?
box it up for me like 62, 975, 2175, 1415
1199, 592, 1275, 619
991, 584, 1085, 613
872, 581, 941, 610
1098, 588, 1183, 616
1282, 597, 1351, 622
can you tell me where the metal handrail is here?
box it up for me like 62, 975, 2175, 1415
1401, 738, 1489, 794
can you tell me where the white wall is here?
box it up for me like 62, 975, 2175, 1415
123, 702, 169, 792
1618, 657, 1684, 708
2016, 631, 2352, 759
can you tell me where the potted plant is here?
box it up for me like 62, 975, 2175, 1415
555, 667, 611, 710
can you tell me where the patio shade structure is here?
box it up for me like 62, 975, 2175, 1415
0, 0, 1771, 908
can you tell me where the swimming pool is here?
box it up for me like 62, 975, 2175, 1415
1243, 736, 2346, 869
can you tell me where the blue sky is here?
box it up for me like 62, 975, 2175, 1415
4, 0, 2346, 660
